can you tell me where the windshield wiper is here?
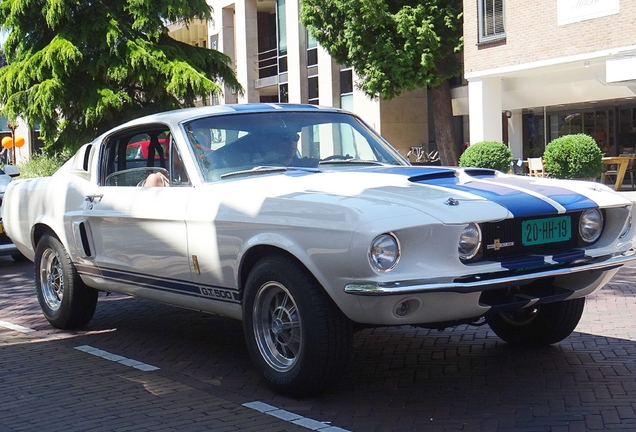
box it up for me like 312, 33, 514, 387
318, 158, 383, 165
220, 166, 319, 179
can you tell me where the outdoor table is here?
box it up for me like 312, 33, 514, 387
602, 156, 634, 190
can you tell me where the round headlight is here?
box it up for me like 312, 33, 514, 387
369, 233, 400, 272
579, 209, 603, 243
458, 223, 482, 261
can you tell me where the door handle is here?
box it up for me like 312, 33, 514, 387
85, 194, 103, 203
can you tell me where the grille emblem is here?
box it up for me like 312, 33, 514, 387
487, 239, 514, 251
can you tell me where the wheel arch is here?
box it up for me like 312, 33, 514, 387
239, 245, 306, 295
238, 245, 343, 309
32, 223, 61, 251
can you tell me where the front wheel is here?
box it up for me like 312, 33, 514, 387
35, 234, 98, 329
243, 255, 353, 397
486, 297, 585, 346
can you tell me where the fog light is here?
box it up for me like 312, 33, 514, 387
395, 301, 410, 317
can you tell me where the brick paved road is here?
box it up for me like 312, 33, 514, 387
1, 256, 636, 431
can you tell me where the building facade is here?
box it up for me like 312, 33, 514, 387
168, 0, 435, 158
460, 0, 636, 159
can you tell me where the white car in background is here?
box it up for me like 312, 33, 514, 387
3, 104, 636, 396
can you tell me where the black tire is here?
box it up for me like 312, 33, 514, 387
243, 255, 353, 397
34, 234, 98, 329
487, 297, 585, 346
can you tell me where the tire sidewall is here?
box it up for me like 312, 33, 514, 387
34, 235, 77, 327
242, 256, 344, 395
487, 298, 585, 346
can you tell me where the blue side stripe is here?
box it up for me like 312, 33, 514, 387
76, 264, 241, 304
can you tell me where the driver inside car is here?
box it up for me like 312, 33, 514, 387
255, 131, 318, 168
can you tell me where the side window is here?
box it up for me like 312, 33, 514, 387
102, 127, 173, 186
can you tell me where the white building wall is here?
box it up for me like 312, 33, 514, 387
467, 77, 503, 144
234, 0, 258, 103
284, 0, 306, 103
317, 47, 339, 107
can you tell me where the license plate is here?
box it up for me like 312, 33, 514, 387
522, 215, 571, 246
0, 223, 3, 234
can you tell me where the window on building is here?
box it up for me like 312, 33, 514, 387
276, 0, 288, 73
340, 68, 353, 111
478, 0, 505, 43
307, 32, 318, 67
308, 76, 319, 105
279, 83, 289, 103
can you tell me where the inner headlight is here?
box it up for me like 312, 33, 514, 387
458, 223, 482, 260
579, 209, 603, 243
369, 233, 400, 272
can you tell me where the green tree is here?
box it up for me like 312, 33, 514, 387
0, 0, 241, 151
0, 49, 6, 68
301, 0, 462, 165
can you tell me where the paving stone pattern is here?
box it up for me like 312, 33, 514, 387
1, 257, 636, 431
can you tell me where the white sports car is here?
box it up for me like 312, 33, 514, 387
3, 104, 635, 396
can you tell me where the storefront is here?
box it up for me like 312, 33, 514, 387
521, 102, 636, 159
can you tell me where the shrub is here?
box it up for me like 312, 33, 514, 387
458, 141, 512, 172
16, 149, 73, 179
543, 134, 603, 179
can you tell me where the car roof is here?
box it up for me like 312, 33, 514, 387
92, 103, 345, 144
123, 103, 343, 127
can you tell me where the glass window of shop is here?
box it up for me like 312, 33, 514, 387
523, 106, 636, 158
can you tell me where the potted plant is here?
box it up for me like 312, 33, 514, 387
458, 141, 513, 173
543, 134, 603, 180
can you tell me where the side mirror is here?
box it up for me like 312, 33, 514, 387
3, 165, 20, 177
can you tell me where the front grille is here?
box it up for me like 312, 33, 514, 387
479, 212, 583, 261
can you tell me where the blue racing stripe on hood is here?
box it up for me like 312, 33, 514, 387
479, 175, 598, 211
417, 175, 558, 216
410, 171, 597, 217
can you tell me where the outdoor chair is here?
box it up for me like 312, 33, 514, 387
528, 157, 547, 177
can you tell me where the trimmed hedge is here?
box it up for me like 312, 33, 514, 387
543, 134, 603, 179
458, 141, 513, 173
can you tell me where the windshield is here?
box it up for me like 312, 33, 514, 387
182, 111, 408, 182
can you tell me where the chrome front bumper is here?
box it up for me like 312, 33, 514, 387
344, 251, 636, 296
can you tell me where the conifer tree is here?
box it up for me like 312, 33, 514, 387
0, 0, 241, 150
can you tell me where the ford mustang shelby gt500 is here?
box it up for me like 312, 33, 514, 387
3, 104, 635, 396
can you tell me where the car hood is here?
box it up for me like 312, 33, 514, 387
204, 166, 629, 225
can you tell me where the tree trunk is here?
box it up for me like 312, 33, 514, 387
431, 80, 459, 166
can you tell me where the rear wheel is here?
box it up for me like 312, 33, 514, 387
243, 255, 353, 397
487, 298, 585, 346
35, 235, 98, 329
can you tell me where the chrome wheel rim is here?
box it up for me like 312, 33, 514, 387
39, 248, 64, 311
252, 282, 302, 372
